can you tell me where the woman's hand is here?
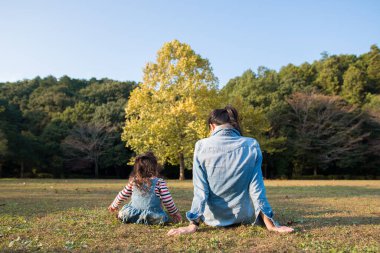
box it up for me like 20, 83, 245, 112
269, 226, 294, 233
260, 212, 294, 233
170, 211, 182, 223
167, 224, 197, 236
108, 205, 118, 213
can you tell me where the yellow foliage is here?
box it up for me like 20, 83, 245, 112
122, 40, 221, 168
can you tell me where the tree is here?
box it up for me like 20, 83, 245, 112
315, 55, 356, 95
40, 120, 71, 177
341, 65, 367, 105
79, 80, 136, 105
0, 129, 8, 177
315, 57, 342, 95
286, 92, 370, 176
62, 123, 115, 178
122, 40, 219, 180
92, 100, 134, 178
362, 94, 380, 176
364, 45, 380, 93
16, 131, 41, 178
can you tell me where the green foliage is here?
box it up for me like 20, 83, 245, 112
79, 79, 136, 105
92, 99, 128, 129
0, 43, 379, 179
341, 65, 367, 104
57, 102, 96, 125
364, 45, 380, 93
222, 45, 380, 177
0, 76, 135, 178
315, 54, 356, 95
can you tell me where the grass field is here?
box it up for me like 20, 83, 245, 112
0, 179, 379, 252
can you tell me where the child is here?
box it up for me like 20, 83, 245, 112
108, 152, 182, 225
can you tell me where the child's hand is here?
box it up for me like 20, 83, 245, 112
108, 205, 118, 213
170, 211, 182, 223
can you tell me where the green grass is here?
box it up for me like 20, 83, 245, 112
0, 179, 379, 252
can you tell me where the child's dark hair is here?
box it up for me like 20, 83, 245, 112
208, 105, 242, 135
130, 152, 161, 191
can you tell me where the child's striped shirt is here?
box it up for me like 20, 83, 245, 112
111, 178, 179, 214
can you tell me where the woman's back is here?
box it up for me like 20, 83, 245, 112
169, 106, 294, 236
191, 126, 266, 226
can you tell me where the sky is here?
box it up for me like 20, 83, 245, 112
0, 0, 379, 86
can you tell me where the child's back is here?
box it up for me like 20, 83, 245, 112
108, 152, 181, 225
118, 177, 169, 224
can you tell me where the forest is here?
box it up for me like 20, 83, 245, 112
0, 44, 379, 179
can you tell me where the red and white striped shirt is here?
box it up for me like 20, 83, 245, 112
111, 178, 179, 214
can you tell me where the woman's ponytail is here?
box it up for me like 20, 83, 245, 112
208, 105, 242, 135
225, 105, 242, 135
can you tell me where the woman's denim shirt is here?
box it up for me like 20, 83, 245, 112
186, 126, 278, 227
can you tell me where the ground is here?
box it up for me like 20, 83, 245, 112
0, 179, 379, 252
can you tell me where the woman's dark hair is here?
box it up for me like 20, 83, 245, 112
130, 152, 161, 191
208, 105, 242, 134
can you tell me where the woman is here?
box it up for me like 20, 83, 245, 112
168, 106, 293, 235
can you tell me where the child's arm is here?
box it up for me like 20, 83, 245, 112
157, 179, 182, 222
108, 181, 133, 212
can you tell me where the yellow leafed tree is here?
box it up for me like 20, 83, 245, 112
122, 40, 220, 180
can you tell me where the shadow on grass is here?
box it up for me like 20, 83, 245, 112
266, 185, 380, 198
301, 216, 380, 228
272, 200, 380, 230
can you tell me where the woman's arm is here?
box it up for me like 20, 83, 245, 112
168, 141, 208, 235
249, 145, 293, 232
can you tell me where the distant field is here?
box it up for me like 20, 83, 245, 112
0, 179, 379, 252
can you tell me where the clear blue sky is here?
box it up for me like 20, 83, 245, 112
1, 0, 379, 86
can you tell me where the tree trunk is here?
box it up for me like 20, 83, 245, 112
292, 161, 303, 178
0, 163, 2, 178
20, 161, 24, 178
262, 162, 267, 179
94, 158, 99, 178
313, 167, 317, 176
179, 153, 185, 180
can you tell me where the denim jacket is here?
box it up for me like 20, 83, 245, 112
186, 125, 278, 227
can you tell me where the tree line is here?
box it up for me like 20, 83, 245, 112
0, 41, 379, 179
0, 76, 136, 178
222, 45, 380, 178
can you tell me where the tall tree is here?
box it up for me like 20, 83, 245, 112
341, 65, 367, 105
122, 40, 219, 180
315, 55, 356, 95
0, 129, 7, 177
286, 92, 369, 176
366, 45, 380, 93
62, 123, 115, 178
315, 56, 342, 95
